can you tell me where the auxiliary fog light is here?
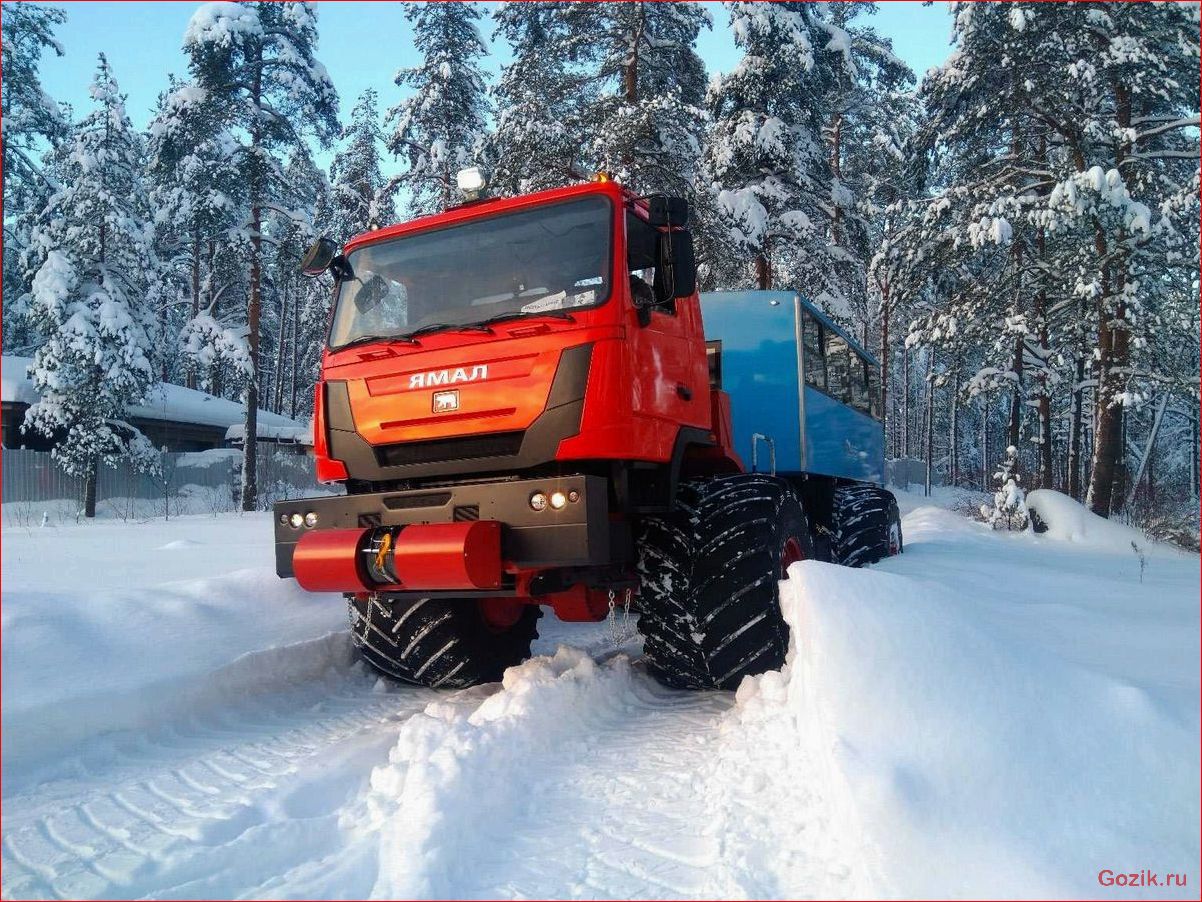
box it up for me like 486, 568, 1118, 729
530, 491, 549, 512
289, 512, 304, 529
304, 511, 318, 528
549, 491, 568, 510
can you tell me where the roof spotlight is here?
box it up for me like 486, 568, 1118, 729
456, 166, 488, 200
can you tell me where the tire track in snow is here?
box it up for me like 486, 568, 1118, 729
1, 636, 438, 901
349, 633, 874, 900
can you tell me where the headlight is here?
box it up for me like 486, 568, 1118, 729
289, 513, 304, 529
529, 491, 548, 512
549, 491, 567, 510
304, 512, 318, 528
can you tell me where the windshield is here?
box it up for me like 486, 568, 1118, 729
329, 196, 612, 348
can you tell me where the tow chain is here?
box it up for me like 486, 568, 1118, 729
607, 587, 634, 647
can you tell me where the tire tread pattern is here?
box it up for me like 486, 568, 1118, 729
349, 595, 540, 688
831, 484, 901, 567
636, 474, 809, 690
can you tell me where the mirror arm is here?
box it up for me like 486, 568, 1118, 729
330, 255, 354, 282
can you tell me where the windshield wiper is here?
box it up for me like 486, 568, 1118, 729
396, 322, 479, 341
372, 310, 577, 347
336, 332, 420, 350
470, 309, 577, 331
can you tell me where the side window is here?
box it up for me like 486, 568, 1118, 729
849, 353, 871, 415
802, 312, 826, 391
867, 361, 882, 420
824, 331, 850, 403
706, 340, 722, 389
626, 212, 673, 314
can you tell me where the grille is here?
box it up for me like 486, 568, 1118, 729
452, 505, 480, 521
375, 431, 524, 468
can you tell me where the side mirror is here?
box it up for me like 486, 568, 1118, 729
647, 196, 689, 228
660, 230, 696, 299
300, 237, 339, 278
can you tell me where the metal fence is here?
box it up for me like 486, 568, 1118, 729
1, 446, 330, 517
885, 457, 937, 489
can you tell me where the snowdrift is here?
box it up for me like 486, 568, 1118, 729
1026, 488, 1184, 556
1, 515, 349, 778
757, 559, 1199, 898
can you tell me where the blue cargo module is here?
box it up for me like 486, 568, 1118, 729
699, 290, 884, 484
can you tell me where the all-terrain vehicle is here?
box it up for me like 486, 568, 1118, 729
275, 170, 901, 690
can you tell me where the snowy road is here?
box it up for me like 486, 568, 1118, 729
2, 494, 1198, 899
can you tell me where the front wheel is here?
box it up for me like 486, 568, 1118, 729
349, 595, 541, 688
636, 474, 813, 690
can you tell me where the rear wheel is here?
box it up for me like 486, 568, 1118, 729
831, 483, 902, 567
636, 474, 812, 690
349, 595, 540, 688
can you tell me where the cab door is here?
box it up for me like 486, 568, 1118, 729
625, 211, 709, 432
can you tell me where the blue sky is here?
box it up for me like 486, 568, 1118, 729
36, 1, 954, 164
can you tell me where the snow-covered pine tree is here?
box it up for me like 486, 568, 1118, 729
981, 445, 1028, 531
903, 2, 1199, 514
22, 55, 158, 518
815, 2, 916, 328
560, 1, 709, 197
330, 88, 396, 237
387, 1, 489, 215
183, 0, 338, 511
262, 150, 325, 419
699, 2, 840, 292
1, 1, 68, 348
146, 77, 240, 388
489, 1, 585, 195
293, 176, 335, 423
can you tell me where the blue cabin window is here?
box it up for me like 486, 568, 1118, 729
824, 330, 850, 403
849, 355, 871, 415
802, 312, 826, 391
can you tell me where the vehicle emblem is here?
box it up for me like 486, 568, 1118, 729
432, 389, 460, 413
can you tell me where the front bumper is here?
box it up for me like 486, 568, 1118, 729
274, 474, 612, 585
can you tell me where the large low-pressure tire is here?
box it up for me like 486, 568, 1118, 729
831, 483, 903, 567
636, 474, 813, 690
349, 595, 541, 689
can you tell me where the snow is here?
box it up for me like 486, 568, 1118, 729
2, 492, 1197, 898
183, 1, 263, 49
1026, 488, 1184, 556
2, 354, 303, 436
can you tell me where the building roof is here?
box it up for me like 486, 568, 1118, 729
1, 355, 310, 442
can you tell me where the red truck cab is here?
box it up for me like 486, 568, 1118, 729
276, 179, 737, 620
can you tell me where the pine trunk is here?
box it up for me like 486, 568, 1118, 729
1187, 401, 1197, 502
1068, 356, 1085, 500
949, 363, 959, 487
83, 456, 99, 519
901, 347, 910, 458
242, 48, 263, 513
981, 394, 990, 492
289, 278, 300, 419
1085, 80, 1132, 518
1033, 141, 1053, 489
923, 354, 934, 496
878, 279, 891, 453
754, 252, 771, 290
1008, 336, 1022, 451
274, 279, 288, 414
830, 112, 843, 246
187, 232, 201, 390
